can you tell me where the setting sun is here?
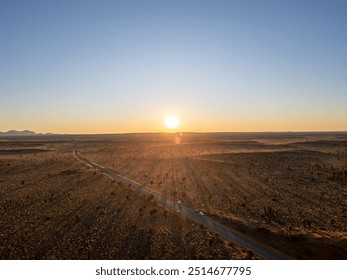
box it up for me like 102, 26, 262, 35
164, 116, 180, 129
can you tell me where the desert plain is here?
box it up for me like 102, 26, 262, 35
0, 132, 346, 259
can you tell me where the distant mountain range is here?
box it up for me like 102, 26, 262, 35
0, 130, 37, 136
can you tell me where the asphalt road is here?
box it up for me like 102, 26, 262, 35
73, 150, 293, 260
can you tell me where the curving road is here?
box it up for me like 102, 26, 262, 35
73, 150, 293, 260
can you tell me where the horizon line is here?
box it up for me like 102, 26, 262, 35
1, 130, 347, 136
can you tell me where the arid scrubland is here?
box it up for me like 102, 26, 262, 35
1, 132, 346, 259
0, 136, 245, 259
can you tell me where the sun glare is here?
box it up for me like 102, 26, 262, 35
164, 115, 180, 129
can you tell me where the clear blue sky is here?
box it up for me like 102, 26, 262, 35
1, 0, 346, 133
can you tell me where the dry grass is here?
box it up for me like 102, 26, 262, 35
0, 136, 246, 259
1, 132, 346, 259
82, 132, 347, 259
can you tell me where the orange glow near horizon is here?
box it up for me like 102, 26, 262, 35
1, 105, 347, 134
3, 114, 347, 135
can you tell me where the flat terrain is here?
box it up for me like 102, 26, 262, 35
1, 132, 346, 259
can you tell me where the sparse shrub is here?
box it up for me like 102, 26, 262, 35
287, 225, 292, 237
246, 249, 254, 259
263, 206, 280, 223
303, 219, 312, 229
163, 250, 172, 259
197, 252, 206, 259
21, 180, 25, 185
331, 219, 335, 227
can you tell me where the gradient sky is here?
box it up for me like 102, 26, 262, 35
1, 0, 346, 133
